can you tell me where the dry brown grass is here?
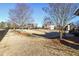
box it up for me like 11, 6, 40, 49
0, 29, 79, 56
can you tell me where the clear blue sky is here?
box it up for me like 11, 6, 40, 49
0, 3, 79, 27
0, 3, 49, 27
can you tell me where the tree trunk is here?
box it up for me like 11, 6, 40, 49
60, 31, 63, 40
59, 30, 63, 40
21, 26, 24, 31
13, 27, 16, 31
13, 24, 16, 31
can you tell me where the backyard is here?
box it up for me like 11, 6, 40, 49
0, 29, 79, 56
0, 3, 79, 56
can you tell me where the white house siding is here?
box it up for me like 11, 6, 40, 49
49, 25, 55, 30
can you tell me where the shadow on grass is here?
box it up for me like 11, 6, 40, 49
0, 29, 9, 41
64, 36, 79, 43
32, 32, 79, 50
60, 40, 79, 50
32, 32, 60, 39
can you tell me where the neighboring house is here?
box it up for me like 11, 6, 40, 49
43, 22, 55, 30
65, 23, 75, 33
43, 17, 55, 30
49, 25, 55, 30
24, 23, 37, 29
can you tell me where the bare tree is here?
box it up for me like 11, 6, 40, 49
43, 17, 52, 29
43, 3, 78, 40
9, 3, 32, 29
26, 18, 37, 29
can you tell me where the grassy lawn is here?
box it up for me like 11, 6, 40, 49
0, 29, 79, 56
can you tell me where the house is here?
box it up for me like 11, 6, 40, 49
65, 23, 75, 33
43, 22, 55, 30
49, 25, 55, 30
24, 23, 37, 29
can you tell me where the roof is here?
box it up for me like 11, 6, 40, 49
74, 8, 79, 16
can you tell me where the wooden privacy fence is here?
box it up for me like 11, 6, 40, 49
0, 28, 9, 41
